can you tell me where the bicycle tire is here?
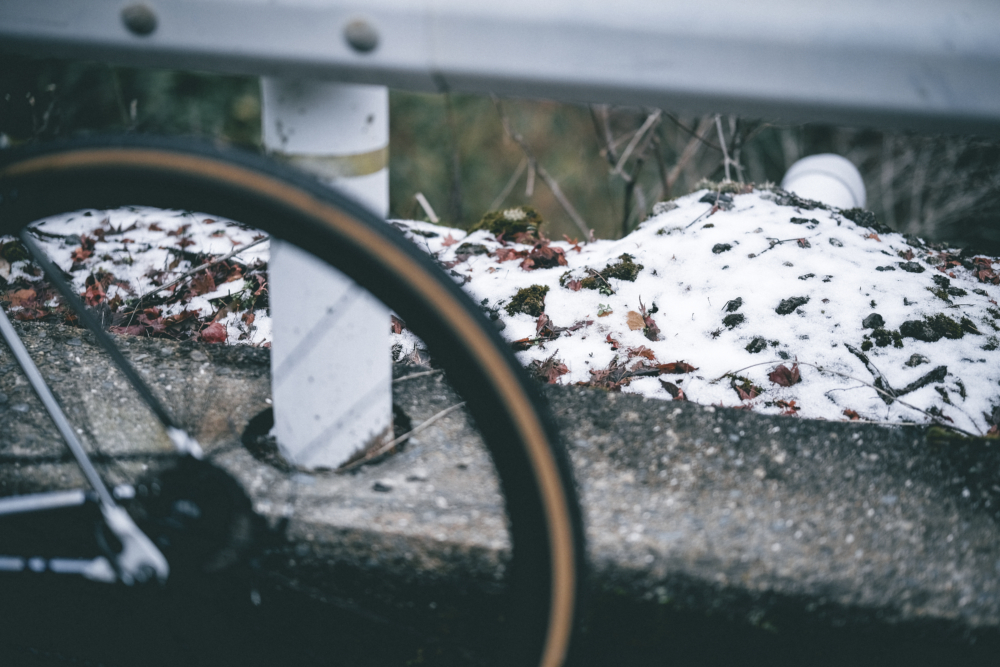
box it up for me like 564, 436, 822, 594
0, 135, 586, 667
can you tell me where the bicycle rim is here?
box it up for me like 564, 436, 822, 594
0, 135, 585, 667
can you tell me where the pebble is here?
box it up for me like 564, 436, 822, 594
11, 403, 29, 413
66, 338, 82, 347
373, 479, 394, 492
190, 350, 208, 362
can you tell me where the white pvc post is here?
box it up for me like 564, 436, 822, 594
781, 153, 867, 210
261, 79, 392, 470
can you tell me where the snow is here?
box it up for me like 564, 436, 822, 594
4, 187, 1000, 435
391, 189, 1000, 435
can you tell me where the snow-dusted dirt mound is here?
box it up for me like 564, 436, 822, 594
393, 188, 1000, 435
3, 186, 999, 436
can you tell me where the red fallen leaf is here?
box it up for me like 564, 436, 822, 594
658, 361, 697, 374
390, 315, 406, 335
606, 333, 621, 350
83, 282, 105, 307
148, 223, 163, 232
252, 278, 268, 297
166, 224, 191, 237
494, 247, 527, 263
775, 399, 800, 415
639, 297, 660, 342
528, 354, 569, 384
796, 238, 811, 248
898, 248, 914, 260
91, 227, 106, 241
562, 235, 583, 253
203, 218, 217, 224
511, 337, 535, 352
200, 321, 227, 343
843, 409, 861, 420
188, 271, 216, 297
768, 363, 801, 386
71, 247, 92, 263
659, 380, 687, 400
864, 233, 881, 241
566, 279, 582, 291
736, 385, 758, 401
7, 288, 37, 307
627, 346, 656, 361
441, 234, 458, 247
176, 237, 196, 249
110, 324, 145, 336
242, 311, 256, 326
988, 424, 999, 437
535, 313, 550, 335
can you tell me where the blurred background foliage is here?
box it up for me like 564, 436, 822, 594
2, 54, 998, 251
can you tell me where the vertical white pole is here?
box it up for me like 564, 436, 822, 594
260, 79, 392, 470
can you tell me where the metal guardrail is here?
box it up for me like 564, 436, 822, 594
2, 0, 999, 134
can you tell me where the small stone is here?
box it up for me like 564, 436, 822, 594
932, 274, 950, 288
455, 243, 488, 256
829, 238, 844, 247
862, 313, 884, 329
875, 266, 895, 272
66, 338, 82, 347
745, 337, 767, 354
712, 243, 732, 254
159, 347, 173, 357
11, 403, 29, 413
798, 273, 815, 280
406, 468, 429, 482
189, 350, 208, 362
905, 354, 929, 367
0, 392, 8, 404
898, 261, 925, 273
372, 480, 394, 493
900, 320, 940, 342
776, 296, 809, 315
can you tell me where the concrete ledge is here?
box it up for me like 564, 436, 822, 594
2, 321, 1000, 656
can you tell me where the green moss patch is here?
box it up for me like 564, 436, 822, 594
580, 254, 644, 291
470, 206, 544, 237
900, 313, 974, 342
505, 284, 550, 317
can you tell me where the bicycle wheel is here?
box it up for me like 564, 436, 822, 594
0, 136, 585, 667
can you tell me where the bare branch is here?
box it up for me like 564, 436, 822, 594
488, 157, 528, 211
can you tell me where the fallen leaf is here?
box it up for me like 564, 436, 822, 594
200, 321, 227, 343
83, 283, 105, 307
390, 315, 405, 335
659, 380, 687, 400
7, 288, 36, 307
189, 271, 216, 297
242, 311, 256, 326
843, 409, 860, 420
566, 279, 583, 292
864, 233, 881, 241
627, 346, 656, 361
768, 363, 801, 386
736, 385, 758, 401
657, 361, 697, 374
71, 247, 92, 263
606, 334, 621, 350
626, 311, 644, 331
441, 234, 458, 247
796, 238, 811, 248
775, 399, 800, 415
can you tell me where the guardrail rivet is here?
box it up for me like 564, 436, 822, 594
121, 4, 158, 36
344, 20, 379, 53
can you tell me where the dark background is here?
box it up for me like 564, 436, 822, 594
1, 53, 998, 250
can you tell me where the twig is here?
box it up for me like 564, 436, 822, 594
663, 113, 722, 151
489, 157, 528, 211
130, 236, 269, 306
613, 110, 662, 177
414, 192, 440, 223
665, 117, 716, 196
392, 369, 444, 384
712, 358, 978, 437
492, 96, 593, 241
586, 268, 616, 294
337, 401, 466, 472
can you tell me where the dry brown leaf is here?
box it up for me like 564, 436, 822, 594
626, 310, 644, 331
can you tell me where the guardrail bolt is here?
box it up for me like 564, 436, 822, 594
344, 20, 379, 53
121, 4, 158, 36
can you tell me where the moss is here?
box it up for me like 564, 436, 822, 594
723, 313, 745, 329
695, 178, 753, 195
867, 327, 903, 348
470, 206, 544, 236
927, 313, 965, 339
0, 240, 29, 263
861, 339, 874, 352
505, 284, 549, 317
455, 242, 488, 256
580, 254, 643, 292
960, 316, 981, 335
